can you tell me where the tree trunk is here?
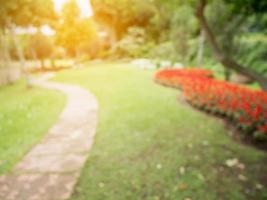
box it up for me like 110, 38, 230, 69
31, 48, 40, 69
195, 0, 267, 91
10, 26, 26, 70
0, 29, 10, 68
197, 28, 205, 66
109, 27, 117, 49
110, 15, 119, 50
50, 58, 56, 69
9, 25, 32, 88
40, 59, 45, 70
1, 29, 12, 65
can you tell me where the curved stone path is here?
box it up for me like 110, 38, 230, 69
0, 74, 98, 200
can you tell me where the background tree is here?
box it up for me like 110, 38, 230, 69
56, 0, 98, 57
91, 0, 155, 47
0, 0, 56, 68
114, 27, 152, 58
28, 32, 53, 69
170, 5, 198, 63
195, 0, 267, 90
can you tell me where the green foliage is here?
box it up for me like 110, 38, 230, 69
170, 5, 198, 63
239, 35, 267, 76
27, 32, 53, 60
224, 0, 267, 14
203, 0, 266, 77
113, 27, 153, 58
92, 0, 155, 40
149, 41, 176, 61
206, 0, 244, 58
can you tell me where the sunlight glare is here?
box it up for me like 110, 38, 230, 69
53, 0, 93, 17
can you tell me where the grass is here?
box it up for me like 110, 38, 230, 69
0, 80, 65, 174
55, 63, 267, 200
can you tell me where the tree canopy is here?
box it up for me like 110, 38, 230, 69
56, 0, 98, 57
0, 0, 56, 28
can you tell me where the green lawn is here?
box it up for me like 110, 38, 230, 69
55, 63, 267, 200
0, 80, 65, 174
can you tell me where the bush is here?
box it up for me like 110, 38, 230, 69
113, 27, 153, 58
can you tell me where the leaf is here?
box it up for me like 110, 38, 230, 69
256, 183, 263, 190
153, 196, 160, 200
197, 173, 205, 181
98, 182, 105, 188
179, 166, 185, 175
178, 182, 188, 190
187, 143, 193, 148
238, 174, 247, 182
202, 140, 209, 146
225, 158, 239, 167
194, 155, 200, 161
156, 163, 162, 169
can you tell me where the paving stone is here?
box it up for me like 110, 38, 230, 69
0, 173, 79, 200
14, 153, 88, 173
0, 74, 98, 200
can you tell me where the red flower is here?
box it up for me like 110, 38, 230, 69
155, 68, 267, 135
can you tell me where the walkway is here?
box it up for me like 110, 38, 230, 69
0, 74, 98, 200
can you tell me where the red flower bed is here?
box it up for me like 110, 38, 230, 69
155, 69, 267, 138
155, 68, 213, 79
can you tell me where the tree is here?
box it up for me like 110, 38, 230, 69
195, 0, 267, 90
91, 0, 155, 47
0, 0, 56, 67
205, 0, 245, 80
0, 0, 56, 87
114, 26, 150, 58
56, 0, 98, 57
28, 32, 53, 69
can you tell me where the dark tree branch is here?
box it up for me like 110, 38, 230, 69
195, 0, 267, 91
